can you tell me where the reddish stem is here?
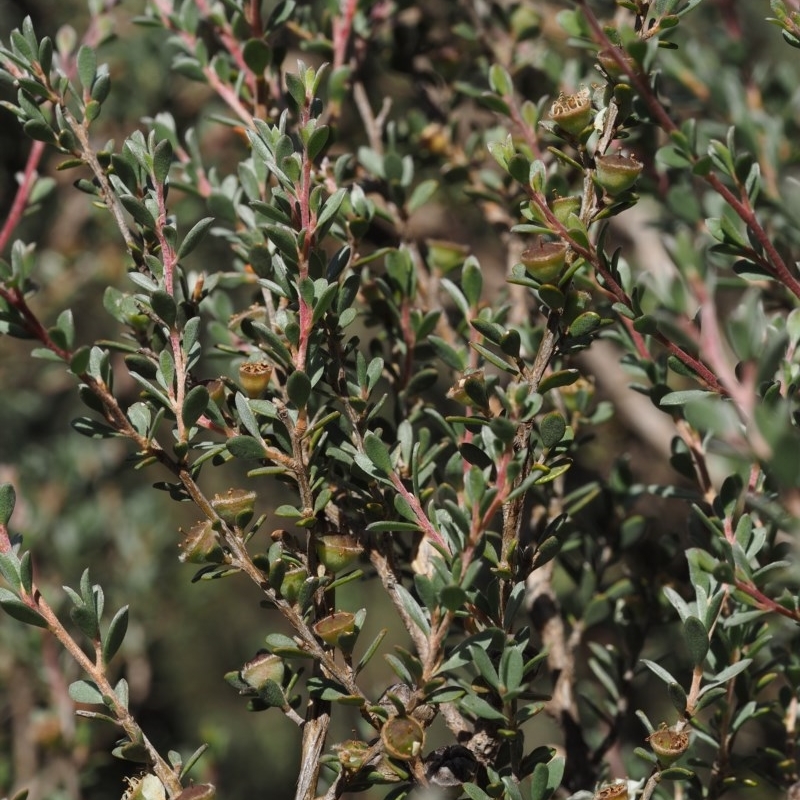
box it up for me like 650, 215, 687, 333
332, 0, 359, 71
0, 141, 46, 254
389, 472, 449, 552
578, 1, 800, 300
734, 578, 800, 622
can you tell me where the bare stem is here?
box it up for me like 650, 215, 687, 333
0, 141, 46, 253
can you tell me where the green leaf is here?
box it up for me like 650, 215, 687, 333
529, 762, 549, 800
394, 584, 430, 635
317, 188, 347, 233
537, 369, 579, 394
408, 179, 438, 213
71, 604, 100, 641
461, 257, 483, 307
71, 417, 120, 438
151, 290, 177, 327
76, 45, 97, 92
462, 784, 492, 800
152, 138, 172, 184
641, 658, 679, 686
660, 390, 714, 406
660, 767, 695, 781
708, 658, 752, 685
243, 38, 272, 74
235, 392, 262, 439
19, 551, 33, 595
470, 644, 501, 690
179, 743, 210, 780
112, 740, 151, 764
500, 647, 524, 694
115, 678, 129, 709
366, 520, 421, 532
668, 681, 688, 713
120, 194, 155, 228
182, 385, 209, 428
103, 605, 129, 664
363, 432, 394, 476
459, 692, 506, 722
0, 483, 16, 526
227, 435, 266, 460
306, 125, 329, 162
470, 342, 518, 374
68, 679, 104, 705
356, 627, 388, 675
488, 63, 513, 97
23, 119, 56, 143
683, 615, 709, 667
539, 411, 566, 448
264, 224, 298, 261
0, 588, 48, 628
286, 370, 311, 408
177, 216, 214, 259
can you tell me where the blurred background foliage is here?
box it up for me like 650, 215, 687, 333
1, 1, 799, 799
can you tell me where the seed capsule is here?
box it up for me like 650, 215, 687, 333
520, 239, 568, 283
593, 781, 628, 800
211, 488, 257, 528
381, 716, 425, 761
552, 195, 582, 225
238, 361, 273, 398
647, 723, 690, 766
594, 153, 643, 195
179, 520, 224, 564
240, 652, 285, 691
315, 534, 363, 573
313, 611, 356, 651
549, 87, 593, 136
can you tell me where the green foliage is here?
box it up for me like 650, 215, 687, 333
1, 2, 800, 800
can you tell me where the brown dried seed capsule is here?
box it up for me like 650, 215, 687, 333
593, 780, 629, 800
381, 715, 425, 761
238, 360, 273, 398
647, 722, 690, 765
549, 87, 593, 135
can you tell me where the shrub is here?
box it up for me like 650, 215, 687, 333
1, 2, 800, 800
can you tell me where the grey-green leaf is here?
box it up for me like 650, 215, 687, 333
684, 615, 709, 667
103, 605, 129, 664
539, 411, 566, 448
71, 604, 100, 641
182, 385, 209, 429
152, 138, 172, 184
69, 679, 104, 705
668, 681, 688, 713
227, 435, 266, 460
177, 217, 215, 259
0, 483, 16, 526
286, 370, 311, 408
0, 588, 47, 628
76, 45, 97, 92
363, 432, 393, 476
151, 290, 177, 327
